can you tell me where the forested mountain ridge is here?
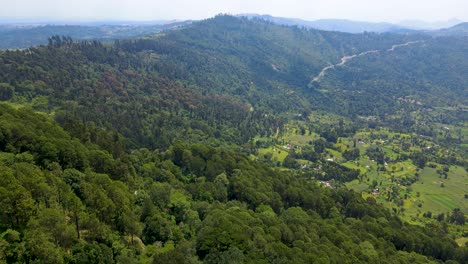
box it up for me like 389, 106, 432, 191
0, 15, 467, 263
116, 16, 466, 116
0, 15, 465, 146
0, 22, 192, 49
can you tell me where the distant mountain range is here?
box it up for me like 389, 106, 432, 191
239, 14, 406, 33
0, 20, 192, 49
0, 14, 466, 50
238, 14, 465, 34
0, 18, 182, 26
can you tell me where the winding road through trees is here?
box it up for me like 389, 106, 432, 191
312, 41, 424, 82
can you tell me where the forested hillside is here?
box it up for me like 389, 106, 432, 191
0, 104, 466, 263
0, 15, 467, 263
0, 22, 191, 49
1, 16, 466, 144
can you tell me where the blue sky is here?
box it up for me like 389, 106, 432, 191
1, 0, 467, 23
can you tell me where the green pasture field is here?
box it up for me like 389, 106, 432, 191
257, 146, 289, 163
406, 166, 467, 215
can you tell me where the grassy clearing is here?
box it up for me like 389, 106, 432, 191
258, 146, 289, 163
381, 145, 399, 160
341, 161, 366, 173
407, 166, 468, 216
456, 237, 468, 247
346, 179, 368, 192
326, 148, 342, 160
286, 133, 319, 145
389, 160, 417, 178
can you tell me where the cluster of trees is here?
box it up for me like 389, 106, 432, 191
343, 148, 360, 161
312, 161, 361, 183
0, 105, 466, 263
366, 146, 386, 165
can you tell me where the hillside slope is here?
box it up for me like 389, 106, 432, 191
0, 16, 466, 148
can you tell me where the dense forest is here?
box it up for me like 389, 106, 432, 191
1, 104, 466, 263
0, 15, 466, 263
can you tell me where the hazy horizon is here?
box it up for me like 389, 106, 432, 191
0, 15, 464, 25
0, 0, 467, 25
